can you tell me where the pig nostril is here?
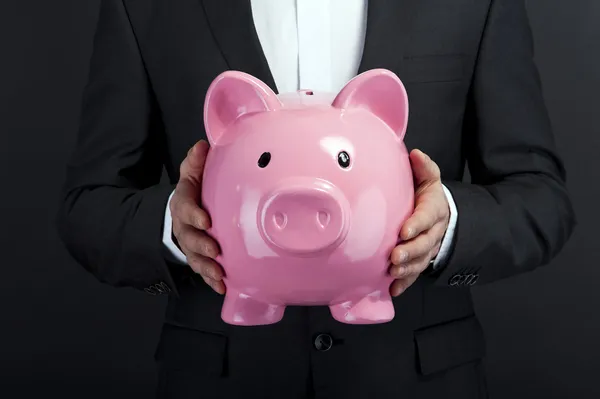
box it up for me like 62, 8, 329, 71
317, 211, 330, 229
273, 212, 287, 230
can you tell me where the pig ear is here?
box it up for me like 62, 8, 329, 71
204, 71, 282, 146
332, 69, 409, 140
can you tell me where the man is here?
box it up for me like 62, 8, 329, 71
57, 0, 576, 398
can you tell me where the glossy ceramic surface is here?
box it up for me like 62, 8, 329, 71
201, 69, 414, 326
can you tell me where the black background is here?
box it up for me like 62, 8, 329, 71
1, 1, 598, 398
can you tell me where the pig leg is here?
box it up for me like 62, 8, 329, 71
329, 289, 394, 324
221, 288, 285, 326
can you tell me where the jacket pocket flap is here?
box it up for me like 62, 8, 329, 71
414, 314, 485, 376
154, 322, 227, 376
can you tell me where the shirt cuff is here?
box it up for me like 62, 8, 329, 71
162, 190, 188, 265
432, 184, 458, 270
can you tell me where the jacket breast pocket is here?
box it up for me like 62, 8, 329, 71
400, 54, 471, 84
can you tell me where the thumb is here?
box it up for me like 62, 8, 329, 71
180, 140, 210, 181
410, 149, 441, 186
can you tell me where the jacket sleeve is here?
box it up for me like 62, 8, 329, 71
432, 0, 576, 287
56, 0, 180, 296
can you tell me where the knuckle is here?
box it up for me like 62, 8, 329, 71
179, 159, 189, 176
431, 163, 441, 179
169, 194, 180, 215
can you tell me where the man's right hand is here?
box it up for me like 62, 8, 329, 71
170, 140, 225, 294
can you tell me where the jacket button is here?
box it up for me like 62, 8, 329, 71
314, 334, 333, 352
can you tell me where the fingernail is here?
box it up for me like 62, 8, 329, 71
204, 245, 216, 258
405, 228, 415, 240
400, 251, 409, 262
394, 251, 408, 264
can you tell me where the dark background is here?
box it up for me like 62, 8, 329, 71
1, 0, 598, 398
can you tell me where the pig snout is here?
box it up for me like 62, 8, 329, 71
259, 179, 350, 254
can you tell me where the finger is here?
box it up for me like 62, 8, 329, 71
390, 274, 419, 297
409, 149, 441, 187
187, 253, 224, 280
176, 224, 220, 259
400, 199, 440, 240
171, 179, 211, 230
389, 254, 431, 279
180, 140, 210, 182
393, 223, 445, 265
200, 274, 226, 295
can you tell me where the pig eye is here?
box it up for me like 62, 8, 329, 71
337, 151, 351, 168
258, 152, 271, 168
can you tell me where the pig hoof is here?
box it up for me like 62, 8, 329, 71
221, 290, 285, 326
329, 291, 394, 324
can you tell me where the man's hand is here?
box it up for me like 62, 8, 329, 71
170, 140, 225, 294
389, 149, 450, 296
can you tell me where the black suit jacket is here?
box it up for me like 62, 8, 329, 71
56, 1, 576, 398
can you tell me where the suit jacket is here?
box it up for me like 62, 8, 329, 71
56, 0, 576, 398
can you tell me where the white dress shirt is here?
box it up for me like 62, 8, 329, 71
162, 0, 458, 269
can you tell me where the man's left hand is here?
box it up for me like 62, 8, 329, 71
389, 149, 450, 297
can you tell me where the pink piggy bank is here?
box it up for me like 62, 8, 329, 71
201, 68, 414, 326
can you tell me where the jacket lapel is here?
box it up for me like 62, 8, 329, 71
201, 0, 419, 93
200, 0, 278, 93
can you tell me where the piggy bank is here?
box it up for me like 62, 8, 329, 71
201, 68, 414, 326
